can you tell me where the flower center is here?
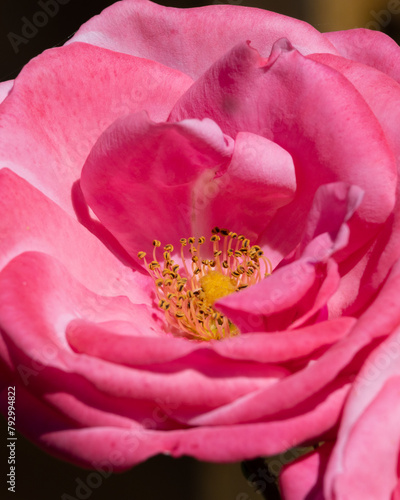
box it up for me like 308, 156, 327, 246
138, 228, 272, 342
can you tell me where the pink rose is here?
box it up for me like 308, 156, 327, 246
1, 0, 400, 497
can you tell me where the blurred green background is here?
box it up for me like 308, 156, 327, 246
1, 0, 399, 499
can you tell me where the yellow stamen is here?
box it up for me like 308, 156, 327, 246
138, 229, 273, 342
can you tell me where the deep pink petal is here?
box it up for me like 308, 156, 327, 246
217, 182, 360, 331
324, 29, 400, 84
69, 0, 338, 79
0, 43, 192, 214
170, 40, 396, 270
66, 319, 196, 365
80, 111, 233, 257
0, 253, 286, 418
198, 259, 400, 426
280, 443, 333, 500
5, 382, 348, 469
192, 131, 296, 244
217, 255, 332, 333
213, 317, 356, 364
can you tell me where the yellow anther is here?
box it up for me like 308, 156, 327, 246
158, 299, 170, 310
140, 228, 271, 342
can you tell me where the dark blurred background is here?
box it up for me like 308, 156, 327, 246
1, 0, 400, 499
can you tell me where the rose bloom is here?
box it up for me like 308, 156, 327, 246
1, 0, 400, 498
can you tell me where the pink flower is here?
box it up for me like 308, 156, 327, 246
1, 0, 400, 496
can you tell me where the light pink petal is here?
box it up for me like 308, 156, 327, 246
308, 53, 400, 162
192, 131, 296, 243
0, 80, 13, 104
170, 41, 396, 264
68, 0, 338, 80
80, 111, 233, 257
309, 52, 400, 316
0, 168, 149, 303
280, 443, 333, 500
325, 327, 400, 499
324, 29, 400, 84
296, 183, 364, 260
0, 43, 192, 214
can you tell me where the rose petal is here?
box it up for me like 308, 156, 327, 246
0, 168, 149, 302
308, 52, 400, 315
213, 317, 356, 364
0, 253, 286, 416
80, 111, 233, 257
217, 182, 360, 331
197, 259, 400, 426
0, 80, 13, 104
324, 327, 400, 499
190, 131, 296, 244
66, 319, 196, 365
324, 28, 400, 84
68, 0, 338, 79
7, 382, 348, 469
280, 443, 333, 500
0, 43, 192, 214
170, 40, 396, 265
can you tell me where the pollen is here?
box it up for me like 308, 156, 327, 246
138, 228, 272, 342
200, 272, 236, 305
